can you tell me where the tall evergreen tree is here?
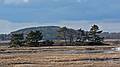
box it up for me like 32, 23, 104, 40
10, 33, 24, 47
26, 31, 43, 47
89, 24, 104, 43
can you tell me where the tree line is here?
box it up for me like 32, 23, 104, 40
58, 24, 104, 46
10, 31, 54, 47
10, 24, 105, 47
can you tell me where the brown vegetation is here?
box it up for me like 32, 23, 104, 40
0, 46, 120, 67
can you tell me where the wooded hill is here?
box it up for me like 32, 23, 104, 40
0, 26, 120, 41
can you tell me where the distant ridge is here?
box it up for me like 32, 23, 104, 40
1, 26, 120, 41
11, 26, 60, 40
11, 26, 60, 33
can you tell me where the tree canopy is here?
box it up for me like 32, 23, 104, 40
26, 31, 43, 47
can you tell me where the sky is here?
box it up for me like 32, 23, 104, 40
0, 0, 120, 33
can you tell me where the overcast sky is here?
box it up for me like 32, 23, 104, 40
0, 0, 120, 33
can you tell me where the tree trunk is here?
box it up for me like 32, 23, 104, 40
64, 32, 67, 46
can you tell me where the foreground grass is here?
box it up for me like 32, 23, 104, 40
0, 46, 120, 67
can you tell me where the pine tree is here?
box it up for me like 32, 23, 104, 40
10, 33, 24, 47
89, 24, 104, 43
26, 31, 43, 47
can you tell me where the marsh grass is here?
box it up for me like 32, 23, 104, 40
0, 46, 120, 67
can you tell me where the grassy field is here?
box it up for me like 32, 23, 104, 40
0, 46, 120, 67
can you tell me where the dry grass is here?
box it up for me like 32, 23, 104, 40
0, 46, 120, 67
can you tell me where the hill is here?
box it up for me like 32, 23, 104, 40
0, 26, 120, 41
11, 26, 60, 40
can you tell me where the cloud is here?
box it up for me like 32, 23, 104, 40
0, 20, 39, 34
58, 20, 120, 32
0, 19, 63, 34
0, 0, 120, 22
0, 19, 120, 34
3, 0, 30, 5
